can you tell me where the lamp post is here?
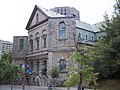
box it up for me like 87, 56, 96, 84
22, 64, 25, 90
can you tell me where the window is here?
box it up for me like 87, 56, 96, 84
91, 35, 94, 42
30, 39, 33, 51
98, 35, 102, 40
57, 8, 59, 13
85, 34, 88, 40
20, 39, 24, 51
36, 37, 39, 50
78, 33, 81, 41
30, 61, 33, 70
43, 34, 47, 48
59, 22, 66, 39
36, 13, 39, 23
36, 61, 39, 75
43, 37, 46, 48
59, 59, 66, 70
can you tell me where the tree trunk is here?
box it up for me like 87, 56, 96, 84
78, 73, 82, 90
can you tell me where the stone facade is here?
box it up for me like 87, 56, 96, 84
12, 36, 28, 66
12, 5, 105, 86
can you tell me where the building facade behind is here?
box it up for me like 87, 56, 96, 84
50, 6, 80, 20
0, 40, 12, 59
12, 36, 28, 66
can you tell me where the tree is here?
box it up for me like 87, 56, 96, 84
64, 46, 98, 90
0, 52, 21, 84
49, 66, 59, 86
94, 0, 120, 78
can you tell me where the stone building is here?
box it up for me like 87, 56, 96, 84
12, 36, 28, 66
12, 5, 105, 86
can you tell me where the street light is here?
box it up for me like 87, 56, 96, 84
22, 64, 25, 90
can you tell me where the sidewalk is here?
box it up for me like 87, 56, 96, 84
0, 85, 94, 90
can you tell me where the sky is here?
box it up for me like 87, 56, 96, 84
0, 0, 115, 42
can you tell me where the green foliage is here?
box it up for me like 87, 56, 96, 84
64, 47, 98, 89
94, 0, 120, 78
49, 66, 59, 79
0, 52, 22, 84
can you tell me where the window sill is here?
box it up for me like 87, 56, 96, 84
59, 70, 68, 73
58, 39, 67, 41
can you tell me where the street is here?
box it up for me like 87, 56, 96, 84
0, 85, 94, 90
0, 85, 71, 90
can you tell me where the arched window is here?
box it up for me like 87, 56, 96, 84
59, 59, 66, 70
91, 35, 94, 42
29, 35, 33, 51
59, 22, 66, 39
42, 30, 47, 48
30, 39, 33, 51
36, 37, 39, 50
35, 32, 40, 50
78, 33, 81, 41
42, 34, 47, 48
98, 35, 102, 40
85, 34, 88, 40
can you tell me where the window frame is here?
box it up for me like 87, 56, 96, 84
30, 39, 33, 51
19, 39, 24, 51
59, 22, 66, 40
59, 59, 66, 71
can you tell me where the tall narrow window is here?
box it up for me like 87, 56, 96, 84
85, 34, 88, 40
78, 33, 81, 41
30, 39, 33, 51
43, 34, 47, 48
36, 61, 39, 75
36, 37, 39, 50
30, 61, 33, 71
59, 22, 66, 39
36, 13, 39, 23
43, 37, 46, 48
91, 35, 94, 42
20, 39, 24, 51
59, 59, 66, 70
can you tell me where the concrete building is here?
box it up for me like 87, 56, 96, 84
50, 6, 80, 20
0, 40, 12, 59
12, 5, 105, 86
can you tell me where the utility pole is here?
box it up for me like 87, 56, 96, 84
22, 64, 25, 90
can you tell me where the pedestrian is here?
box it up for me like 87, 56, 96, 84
48, 79, 52, 90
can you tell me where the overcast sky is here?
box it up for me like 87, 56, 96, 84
0, 0, 115, 42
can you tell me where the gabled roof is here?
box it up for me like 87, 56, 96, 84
26, 5, 66, 30
76, 20, 103, 32
92, 22, 103, 32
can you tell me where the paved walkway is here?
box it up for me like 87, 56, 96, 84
0, 85, 94, 90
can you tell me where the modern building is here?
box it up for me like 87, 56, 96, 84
12, 5, 105, 86
0, 39, 12, 59
50, 6, 80, 20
